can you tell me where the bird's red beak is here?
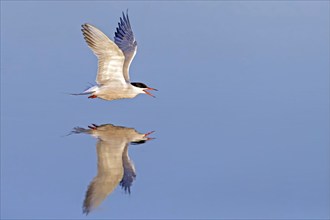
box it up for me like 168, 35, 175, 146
144, 87, 158, 98
144, 131, 155, 140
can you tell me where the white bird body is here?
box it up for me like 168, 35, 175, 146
76, 12, 157, 101
72, 123, 154, 215
85, 83, 144, 100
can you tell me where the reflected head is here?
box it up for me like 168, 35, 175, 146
131, 140, 147, 145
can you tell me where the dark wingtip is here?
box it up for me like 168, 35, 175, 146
81, 23, 89, 33
82, 208, 90, 216
121, 9, 130, 25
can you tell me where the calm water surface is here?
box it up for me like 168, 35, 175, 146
1, 2, 329, 219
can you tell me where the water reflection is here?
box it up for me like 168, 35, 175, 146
71, 123, 155, 215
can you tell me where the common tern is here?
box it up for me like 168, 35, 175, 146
75, 11, 157, 101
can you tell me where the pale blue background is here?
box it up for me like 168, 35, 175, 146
1, 1, 329, 219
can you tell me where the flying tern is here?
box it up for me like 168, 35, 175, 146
75, 11, 157, 101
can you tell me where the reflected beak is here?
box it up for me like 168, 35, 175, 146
144, 87, 158, 98
144, 131, 155, 140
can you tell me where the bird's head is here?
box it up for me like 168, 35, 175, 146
131, 82, 158, 97
131, 131, 155, 145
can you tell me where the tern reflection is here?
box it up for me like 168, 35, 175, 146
72, 123, 155, 215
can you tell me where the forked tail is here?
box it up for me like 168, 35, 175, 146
71, 85, 99, 96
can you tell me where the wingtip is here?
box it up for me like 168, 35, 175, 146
123, 9, 129, 16
82, 208, 90, 216
82, 23, 93, 30
121, 9, 130, 23
81, 23, 89, 32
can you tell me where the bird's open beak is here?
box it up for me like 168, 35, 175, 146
144, 131, 155, 140
144, 87, 158, 98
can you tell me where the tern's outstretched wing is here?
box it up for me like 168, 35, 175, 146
114, 11, 137, 82
83, 140, 125, 215
82, 24, 126, 85
119, 144, 136, 194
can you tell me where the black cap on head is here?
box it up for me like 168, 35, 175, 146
131, 82, 148, 88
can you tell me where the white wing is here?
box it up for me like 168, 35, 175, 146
82, 24, 126, 85
114, 11, 137, 82
83, 140, 126, 215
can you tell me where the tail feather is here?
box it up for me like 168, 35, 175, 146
71, 85, 99, 96
84, 85, 99, 93
71, 127, 90, 134
71, 92, 93, 96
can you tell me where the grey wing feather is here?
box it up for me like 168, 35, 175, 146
114, 11, 138, 82
119, 144, 136, 194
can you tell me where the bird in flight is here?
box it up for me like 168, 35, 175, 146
75, 11, 157, 101
71, 123, 155, 215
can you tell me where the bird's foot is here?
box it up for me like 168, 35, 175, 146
88, 95, 97, 99
88, 124, 99, 130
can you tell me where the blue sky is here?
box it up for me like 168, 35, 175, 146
1, 1, 329, 219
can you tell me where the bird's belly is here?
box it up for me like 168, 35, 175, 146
96, 87, 137, 101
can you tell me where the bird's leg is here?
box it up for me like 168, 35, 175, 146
88, 94, 97, 99
88, 124, 98, 130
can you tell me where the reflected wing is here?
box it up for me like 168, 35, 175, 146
83, 140, 125, 215
119, 144, 136, 194
114, 11, 137, 82
82, 24, 126, 85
